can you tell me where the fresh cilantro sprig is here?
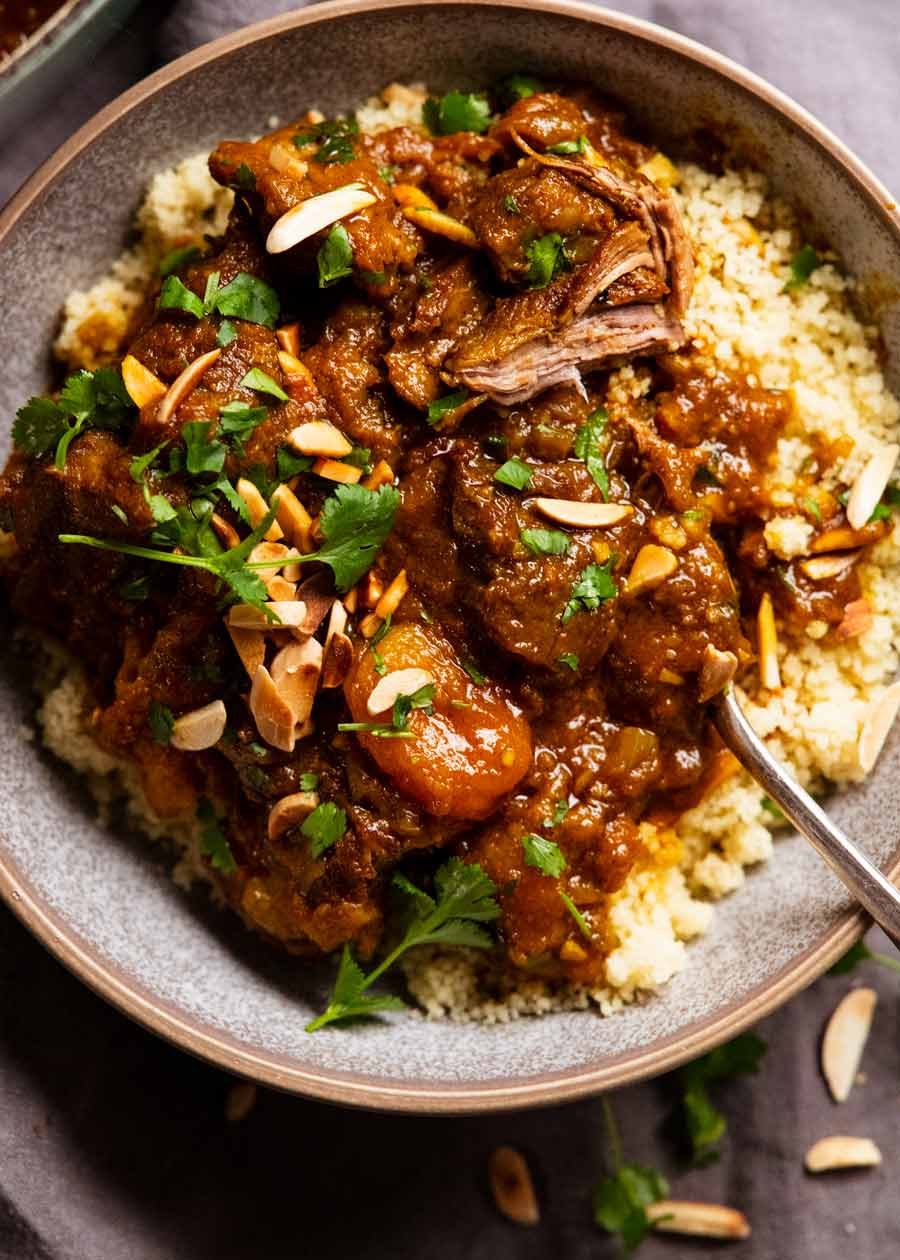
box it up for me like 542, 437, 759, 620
301, 802, 347, 857
497, 72, 544, 105
422, 91, 492, 135
575, 407, 610, 499
338, 681, 434, 740
562, 560, 617, 624
297, 483, 399, 592
557, 652, 579, 672
784, 243, 822, 292
427, 389, 469, 426
522, 833, 567, 877
679, 1033, 767, 1164
306, 858, 500, 1031
13, 366, 135, 469
159, 269, 280, 327
521, 527, 569, 556
828, 937, 900, 975
293, 116, 359, 165
593, 1098, 669, 1253
526, 232, 569, 289
318, 224, 354, 288
148, 701, 174, 745
494, 457, 532, 490
198, 797, 237, 874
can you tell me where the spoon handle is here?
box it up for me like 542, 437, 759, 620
714, 688, 900, 952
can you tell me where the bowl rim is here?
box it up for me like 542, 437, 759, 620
0, 0, 110, 90
1, 0, 898, 1114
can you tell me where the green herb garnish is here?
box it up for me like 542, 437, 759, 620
158, 245, 201, 277
802, 495, 822, 522
593, 1099, 669, 1253
293, 117, 359, 165
522, 833, 567, 877
497, 73, 544, 105
525, 231, 568, 289
784, 243, 822, 291
561, 560, 617, 624
183, 421, 227, 477
235, 162, 256, 191
427, 389, 469, 426
216, 320, 237, 347
543, 799, 570, 829
392, 683, 436, 730
240, 367, 288, 402
462, 659, 486, 685
547, 135, 589, 155
317, 223, 354, 288
520, 527, 569, 556
761, 795, 786, 821
494, 457, 532, 490
276, 446, 314, 479
560, 890, 592, 939
679, 1033, 767, 1164
148, 701, 174, 745
159, 270, 279, 327
828, 938, 900, 976
574, 407, 610, 499
503, 194, 521, 215
197, 797, 237, 874
557, 652, 579, 672
13, 366, 135, 470
307, 858, 499, 1031
301, 802, 347, 857
422, 91, 492, 135
298, 772, 320, 792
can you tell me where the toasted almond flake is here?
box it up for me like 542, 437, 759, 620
271, 483, 313, 553
757, 592, 781, 691
534, 498, 632, 528
810, 523, 886, 553
324, 598, 348, 656
311, 458, 362, 484
836, 598, 873, 641
392, 182, 439, 211
358, 611, 382, 638
367, 667, 433, 716
698, 645, 738, 703
322, 631, 353, 688
250, 664, 296, 752
362, 459, 395, 491
237, 478, 284, 541
170, 700, 227, 751
266, 182, 377, 255
288, 420, 353, 458
281, 547, 302, 582
224, 1080, 257, 1124
211, 512, 241, 549
659, 667, 684, 685
623, 544, 678, 596
801, 552, 861, 581
375, 570, 409, 620
591, 538, 611, 564
249, 541, 292, 577
857, 682, 900, 774
277, 349, 317, 396
361, 571, 384, 609
227, 601, 308, 630
402, 204, 478, 247
270, 638, 323, 725
276, 322, 301, 357
226, 625, 265, 679
121, 354, 166, 408
647, 1201, 750, 1240
846, 443, 899, 530
269, 141, 308, 180
487, 1147, 539, 1226
156, 348, 221, 427
822, 987, 878, 1101
267, 575, 297, 601
343, 587, 359, 614
292, 580, 335, 638
805, 1136, 882, 1173
267, 790, 319, 840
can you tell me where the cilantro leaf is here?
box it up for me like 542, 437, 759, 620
557, 652, 579, 671
240, 367, 288, 402
828, 939, 874, 975
522, 833, 567, 877
562, 561, 617, 625
784, 243, 822, 291
520, 527, 569, 556
293, 117, 359, 165
342, 445, 373, 473
679, 1033, 767, 1164
300, 802, 347, 857
211, 273, 280, 327
543, 799, 570, 829
298, 772, 320, 792
183, 421, 227, 476
159, 274, 206, 319
594, 1164, 669, 1252
158, 245, 201, 277
462, 659, 486, 685
307, 858, 499, 1032
129, 441, 168, 483
574, 408, 609, 499
422, 91, 492, 135
13, 396, 68, 457
197, 797, 237, 874
276, 447, 314, 479
217, 320, 238, 347
494, 457, 532, 490
526, 232, 568, 288
497, 72, 544, 105
560, 890, 592, 939
235, 162, 256, 190
308, 483, 400, 592
218, 399, 268, 447
15, 367, 135, 469
427, 389, 469, 426
148, 701, 174, 745
317, 224, 354, 288
391, 683, 435, 731
548, 135, 589, 155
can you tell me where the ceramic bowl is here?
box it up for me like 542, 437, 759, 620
0, 0, 141, 140
1, 0, 899, 1113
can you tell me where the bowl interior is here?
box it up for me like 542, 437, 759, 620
1, 0, 898, 1111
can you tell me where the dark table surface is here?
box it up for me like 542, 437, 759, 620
2, 3, 900, 1257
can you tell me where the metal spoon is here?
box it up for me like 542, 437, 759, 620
713, 686, 900, 951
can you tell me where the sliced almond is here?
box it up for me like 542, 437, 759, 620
362, 460, 395, 491
392, 182, 438, 211
324, 598, 348, 656
211, 512, 241, 549
249, 541, 292, 578
647, 1201, 750, 1240
534, 498, 632, 529
343, 587, 359, 614
267, 790, 319, 840
360, 571, 384, 609
757, 592, 781, 691
801, 552, 860, 581
698, 645, 738, 703
267, 575, 297, 601
402, 204, 478, 248
276, 322, 301, 357
322, 631, 353, 688
821, 986, 878, 1101
224, 1080, 257, 1124
375, 569, 409, 620
487, 1147, 539, 1226
170, 700, 227, 751
266, 182, 377, 255
226, 625, 266, 679
269, 141, 308, 181
270, 638, 323, 726
623, 544, 677, 596
805, 1135, 882, 1173
227, 601, 308, 630
358, 611, 382, 638
367, 667, 433, 716
835, 598, 873, 641
121, 354, 166, 409
811, 523, 886, 553
277, 349, 317, 397
281, 547, 302, 582
271, 483, 313, 553
846, 443, 899, 530
311, 458, 362, 484
858, 682, 900, 774
237, 478, 284, 541
288, 421, 353, 458
250, 664, 297, 752
156, 348, 221, 427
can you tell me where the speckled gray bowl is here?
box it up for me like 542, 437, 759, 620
1, 0, 899, 1113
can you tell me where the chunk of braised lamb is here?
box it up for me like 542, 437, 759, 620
491, 91, 593, 152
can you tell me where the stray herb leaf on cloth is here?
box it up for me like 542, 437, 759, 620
306, 858, 500, 1031
593, 1098, 669, 1253
562, 561, 617, 624
679, 1032, 767, 1163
